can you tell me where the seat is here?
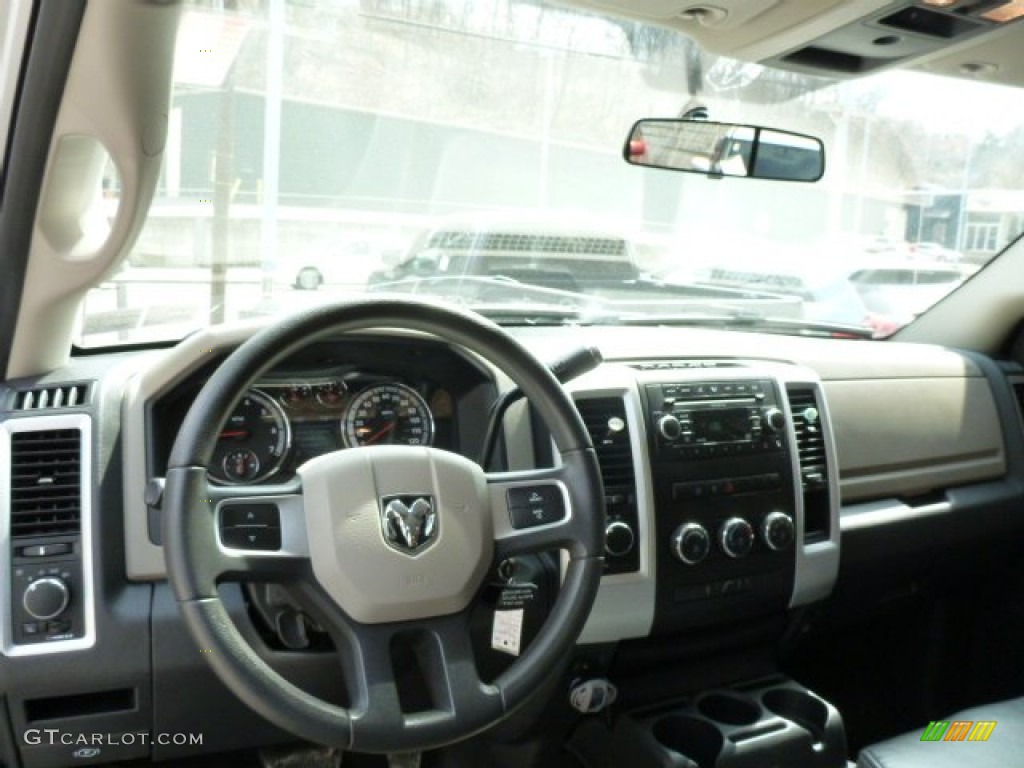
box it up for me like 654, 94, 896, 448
857, 697, 1024, 767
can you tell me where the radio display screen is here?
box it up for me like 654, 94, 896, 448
691, 408, 753, 442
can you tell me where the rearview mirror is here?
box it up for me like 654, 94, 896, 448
624, 119, 824, 182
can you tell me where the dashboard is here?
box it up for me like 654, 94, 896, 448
0, 319, 1020, 766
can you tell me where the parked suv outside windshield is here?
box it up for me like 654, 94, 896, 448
78, 0, 1022, 346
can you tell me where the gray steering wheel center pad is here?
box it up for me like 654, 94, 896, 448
299, 446, 491, 624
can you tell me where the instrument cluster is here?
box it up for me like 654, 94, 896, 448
209, 375, 454, 485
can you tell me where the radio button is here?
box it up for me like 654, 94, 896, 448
763, 407, 786, 432
657, 414, 683, 441
719, 518, 755, 559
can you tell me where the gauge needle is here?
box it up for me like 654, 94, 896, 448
220, 430, 249, 439
363, 422, 396, 445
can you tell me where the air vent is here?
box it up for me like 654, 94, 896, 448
786, 385, 830, 542
9, 429, 82, 538
13, 384, 89, 411
575, 397, 635, 491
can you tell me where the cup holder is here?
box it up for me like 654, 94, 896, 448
653, 715, 724, 768
696, 692, 761, 726
762, 688, 830, 743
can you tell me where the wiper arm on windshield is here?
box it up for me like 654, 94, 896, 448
601, 312, 875, 339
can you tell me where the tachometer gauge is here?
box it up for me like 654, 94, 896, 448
210, 390, 291, 484
342, 382, 434, 448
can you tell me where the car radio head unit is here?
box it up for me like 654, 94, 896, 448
646, 380, 787, 459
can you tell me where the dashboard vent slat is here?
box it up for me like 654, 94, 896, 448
574, 397, 636, 491
13, 383, 89, 411
9, 429, 83, 537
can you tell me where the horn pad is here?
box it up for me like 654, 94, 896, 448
298, 446, 491, 623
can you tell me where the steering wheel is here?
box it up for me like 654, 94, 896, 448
162, 298, 605, 753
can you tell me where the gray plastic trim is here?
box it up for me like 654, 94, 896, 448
0, 413, 96, 656
567, 365, 656, 644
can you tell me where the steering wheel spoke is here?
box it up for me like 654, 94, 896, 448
295, 583, 504, 753
488, 450, 605, 562
164, 468, 309, 596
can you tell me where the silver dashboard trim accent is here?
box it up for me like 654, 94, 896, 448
568, 366, 657, 644
0, 414, 97, 656
778, 373, 842, 607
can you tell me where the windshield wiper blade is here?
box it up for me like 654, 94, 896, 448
602, 312, 875, 339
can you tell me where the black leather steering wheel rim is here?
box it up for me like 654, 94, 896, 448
162, 297, 605, 752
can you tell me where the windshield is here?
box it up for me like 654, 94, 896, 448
78, 0, 1023, 346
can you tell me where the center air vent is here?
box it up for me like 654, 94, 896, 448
13, 384, 89, 411
9, 429, 83, 538
574, 397, 635, 491
786, 385, 830, 542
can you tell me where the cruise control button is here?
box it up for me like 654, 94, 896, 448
221, 503, 280, 527
506, 485, 562, 510
510, 504, 562, 529
221, 526, 282, 551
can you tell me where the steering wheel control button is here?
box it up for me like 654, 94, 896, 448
672, 522, 710, 565
507, 484, 565, 529
221, 526, 282, 551
219, 504, 283, 551
762, 511, 796, 551
221, 503, 280, 527
23, 578, 70, 621
719, 517, 755, 559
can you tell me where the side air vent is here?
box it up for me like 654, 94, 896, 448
574, 396, 640, 575
9, 429, 83, 538
13, 384, 89, 411
575, 397, 635, 490
786, 385, 830, 543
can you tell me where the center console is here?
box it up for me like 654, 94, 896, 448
570, 361, 845, 765
643, 375, 799, 633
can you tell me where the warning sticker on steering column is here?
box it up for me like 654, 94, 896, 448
491, 609, 524, 656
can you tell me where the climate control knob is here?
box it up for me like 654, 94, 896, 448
657, 414, 683, 441
762, 511, 795, 551
23, 578, 70, 621
719, 517, 754, 559
671, 522, 710, 565
763, 407, 786, 433
604, 520, 636, 557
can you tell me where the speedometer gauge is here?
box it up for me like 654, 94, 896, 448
210, 390, 291, 484
342, 383, 434, 448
